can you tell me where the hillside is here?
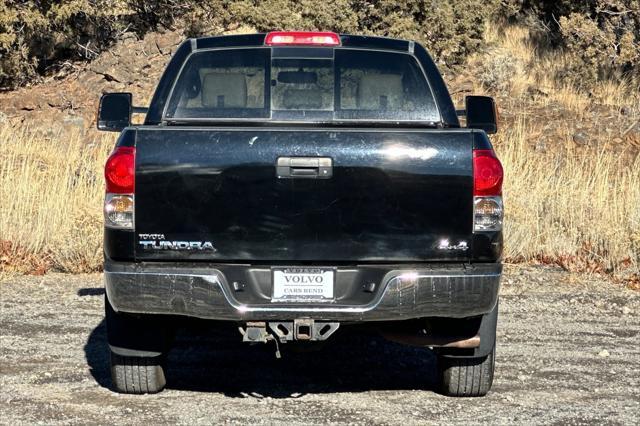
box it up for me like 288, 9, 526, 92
0, 30, 182, 130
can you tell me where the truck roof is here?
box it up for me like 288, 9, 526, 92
192, 33, 415, 53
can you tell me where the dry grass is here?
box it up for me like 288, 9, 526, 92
0, 125, 113, 273
1, 118, 638, 278
476, 24, 640, 280
497, 116, 640, 276
473, 24, 640, 114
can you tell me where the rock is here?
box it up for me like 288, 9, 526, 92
90, 62, 130, 84
11, 93, 43, 111
121, 35, 138, 47
143, 34, 161, 55
621, 306, 631, 315
572, 132, 589, 146
155, 32, 182, 55
46, 92, 74, 110
90, 52, 140, 84
598, 349, 610, 357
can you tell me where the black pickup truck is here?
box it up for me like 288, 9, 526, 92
98, 31, 503, 397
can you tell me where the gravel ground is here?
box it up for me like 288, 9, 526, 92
1, 265, 639, 425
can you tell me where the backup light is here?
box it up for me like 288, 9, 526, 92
265, 31, 341, 46
474, 196, 503, 231
104, 194, 134, 229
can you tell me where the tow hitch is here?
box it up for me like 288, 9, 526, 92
239, 320, 340, 358
240, 320, 340, 344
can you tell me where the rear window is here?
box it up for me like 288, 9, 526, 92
165, 48, 440, 123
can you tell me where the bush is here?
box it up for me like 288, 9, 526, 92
478, 49, 521, 92
0, 0, 129, 89
1, 0, 496, 89
559, 10, 639, 85
189, 0, 497, 68
355, 0, 498, 68
180, 0, 360, 38
499, 0, 640, 85
2, 1, 638, 91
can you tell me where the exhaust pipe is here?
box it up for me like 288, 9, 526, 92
381, 330, 480, 349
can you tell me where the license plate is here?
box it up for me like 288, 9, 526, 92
272, 268, 334, 301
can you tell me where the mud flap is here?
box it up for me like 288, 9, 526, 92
437, 300, 498, 359
105, 295, 174, 357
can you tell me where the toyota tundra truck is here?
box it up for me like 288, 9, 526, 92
98, 31, 504, 397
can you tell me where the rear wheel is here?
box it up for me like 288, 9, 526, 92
437, 344, 495, 397
110, 352, 166, 394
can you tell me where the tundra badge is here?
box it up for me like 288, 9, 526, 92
138, 234, 216, 251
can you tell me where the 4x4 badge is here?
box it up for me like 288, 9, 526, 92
437, 239, 468, 251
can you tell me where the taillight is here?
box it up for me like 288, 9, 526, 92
105, 146, 135, 229
473, 149, 503, 196
473, 149, 504, 232
265, 31, 341, 46
105, 146, 135, 193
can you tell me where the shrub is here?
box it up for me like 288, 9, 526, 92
499, 0, 640, 85
355, 0, 499, 68
559, 10, 639, 85
2, 0, 638, 90
478, 50, 521, 92
139, 0, 496, 68
1, 0, 496, 89
181, 0, 360, 37
0, 0, 129, 89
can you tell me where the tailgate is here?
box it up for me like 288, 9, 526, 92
134, 128, 473, 262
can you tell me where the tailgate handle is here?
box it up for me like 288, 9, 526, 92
277, 157, 333, 179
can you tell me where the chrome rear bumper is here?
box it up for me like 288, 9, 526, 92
105, 262, 500, 321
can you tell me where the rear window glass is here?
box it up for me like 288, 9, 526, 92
165, 48, 439, 123
166, 48, 269, 119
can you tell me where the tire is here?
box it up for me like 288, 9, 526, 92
110, 352, 167, 394
105, 296, 172, 394
437, 344, 495, 397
